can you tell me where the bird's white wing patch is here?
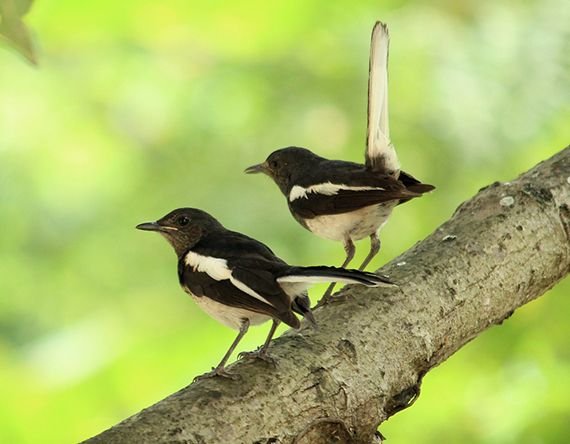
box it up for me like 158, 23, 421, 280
229, 275, 275, 307
185, 252, 231, 281
185, 251, 277, 308
289, 182, 384, 202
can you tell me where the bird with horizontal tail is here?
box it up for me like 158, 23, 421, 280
245, 22, 434, 303
136, 208, 394, 380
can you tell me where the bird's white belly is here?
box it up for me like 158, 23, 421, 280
305, 203, 395, 241
190, 293, 270, 330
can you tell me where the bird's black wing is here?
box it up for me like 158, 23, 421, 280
289, 161, 435, 217
291, 159, 389, 188
181, 232, 300, 328
180, 264, 299, 329
289, 161, 418, 218
290, 187, 418, 218
199, 229, 285, 263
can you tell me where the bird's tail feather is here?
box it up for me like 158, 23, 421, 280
292, 294, 317, 328
406, 183, 435, 194
366, 21, 400, 177
397, 170, 435, 205
278, 266, 395, 287
277, 309, 301, 329
398, 170, 435, 192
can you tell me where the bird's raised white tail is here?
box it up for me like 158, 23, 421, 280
366, 21, 400, 178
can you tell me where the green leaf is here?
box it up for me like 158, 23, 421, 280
0, 0, 37, 65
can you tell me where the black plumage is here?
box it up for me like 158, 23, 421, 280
137, 207, 393, 380
244, 147, 433, 302
245, 22, 435, 303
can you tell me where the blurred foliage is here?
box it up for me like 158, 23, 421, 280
0, 0, 36, 64
0, 0, 569, 442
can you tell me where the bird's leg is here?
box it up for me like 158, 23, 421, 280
358, 233, 381, 271
193, 319, 250, 381
239, 319, 280, 366
319, 238, 355, 305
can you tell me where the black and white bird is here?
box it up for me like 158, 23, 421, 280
136, 207, 393, 380
245, 22, 434, 301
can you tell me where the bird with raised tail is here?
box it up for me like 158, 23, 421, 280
136, 207, 394, 380
245, 22, 434, 303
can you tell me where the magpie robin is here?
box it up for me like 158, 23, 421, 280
136, 207, 393, 380
245, 22, 434, 302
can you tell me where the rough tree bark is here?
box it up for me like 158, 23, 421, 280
85, 147, 570, 444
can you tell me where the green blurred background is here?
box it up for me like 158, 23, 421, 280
1, 0, 569, 442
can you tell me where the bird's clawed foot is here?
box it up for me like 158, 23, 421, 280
238, 349, 277, 366
193, 366, 238, 382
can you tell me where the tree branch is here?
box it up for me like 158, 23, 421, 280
84, 146, 570, 444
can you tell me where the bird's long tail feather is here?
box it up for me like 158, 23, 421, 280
366, 21, 400, 177
278, 266, 395, 287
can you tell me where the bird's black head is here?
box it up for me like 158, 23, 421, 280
245, 147, 321, 195
136, 208, 224, 256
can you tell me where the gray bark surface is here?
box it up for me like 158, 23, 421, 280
85, 147, 570, 444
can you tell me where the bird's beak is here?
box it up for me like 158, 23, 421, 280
136, 222, 179, 233
244, 162, 268, 174
136, 221, 162, 231
136, 221, 176, 233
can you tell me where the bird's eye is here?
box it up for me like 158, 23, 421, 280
269, 160, 278, 169
177, 216, 190, 226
